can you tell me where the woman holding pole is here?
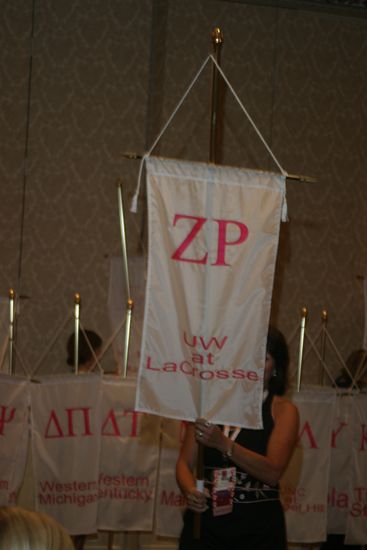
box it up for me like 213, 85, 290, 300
176, 325, 299, 550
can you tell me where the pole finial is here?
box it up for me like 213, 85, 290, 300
301, 307, 308, 318
212, 27, 224, 46
74, 293, 81, 305
9, 288, 15, 299
321, 309, 328, 322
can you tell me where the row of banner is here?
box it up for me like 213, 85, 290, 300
1, 373, 367, 544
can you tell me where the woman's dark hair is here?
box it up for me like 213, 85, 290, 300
66, 329, 102, 366
266, 325, 289, 396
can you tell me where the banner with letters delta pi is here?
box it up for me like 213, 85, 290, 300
136, 156, 286, 428
31, 374, 103, 535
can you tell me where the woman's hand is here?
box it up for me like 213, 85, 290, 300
194, 418, 228, 454
185, 487, 209, 513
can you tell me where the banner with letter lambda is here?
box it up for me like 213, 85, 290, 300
136, 156, 286, 428
281, 389, 336, 543
325, 394, 354, 536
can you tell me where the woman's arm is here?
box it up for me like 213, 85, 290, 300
195, 396, 299, 487
176, 423, 208, 513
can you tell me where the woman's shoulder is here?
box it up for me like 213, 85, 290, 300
272, 394, 299, 421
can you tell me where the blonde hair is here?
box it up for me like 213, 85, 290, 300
0, 506, 73, 549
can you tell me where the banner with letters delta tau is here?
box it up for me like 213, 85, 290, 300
136, 156, 286, 428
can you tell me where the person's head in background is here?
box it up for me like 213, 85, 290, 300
335, 349, 367, 389
0, 506, 73, 549
66, 329, 102, 373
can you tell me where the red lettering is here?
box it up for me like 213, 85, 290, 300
232, 369, 245, 379
102, 409, 121, 436
45, 410, 64, 438
183, 332, 196, 347
171, 215, 207, 264
351, 502, 367, 517
124, 410, 139, 437
190, 353, 215, 365
180, 362, 197, 376
212, 219, 249, 266
207, 353, 215, 365
360, 424, 367, 451
160, 489, 186, 506
354, 487, 367, 500
216, 370, 229, 379
200, 335, 228, 351
171, 215, 248, 266
331, 421, 347, 448
163, 362, 178, 372
66, 408, 92, 437
192, 353, 204, 365
298, 421, 318, 449
0, 406, 15, 436
183, 332, 227, 351
101, 409, 140, 437
146, 356, 159, 371
44, 409, 92, 438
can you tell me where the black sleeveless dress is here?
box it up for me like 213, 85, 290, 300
179, 393, 287, 550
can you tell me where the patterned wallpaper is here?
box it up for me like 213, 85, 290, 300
0, 0, 366, 385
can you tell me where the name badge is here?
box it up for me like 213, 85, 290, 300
212, 467, 236, 517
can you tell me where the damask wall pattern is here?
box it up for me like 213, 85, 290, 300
0, 0, 152, 373
0, 0, 366, 384
149, 0, 367, 383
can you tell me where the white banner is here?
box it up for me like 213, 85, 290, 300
154, 418, 186, 537
0, 374, 29, 505
345, 393, 367, 544
136, 156, 286, 428
97, 378, 160, 531
326, 394, 354, 534
30, 374, 102, 535
281, 389, 336, 543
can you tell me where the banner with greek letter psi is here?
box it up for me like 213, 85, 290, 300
0, 374, 29, 505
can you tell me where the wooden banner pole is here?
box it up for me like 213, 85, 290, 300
194, 27, 224, 541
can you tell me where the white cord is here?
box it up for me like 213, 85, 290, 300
130, 54, 287, 213
131, 55, 213, 213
